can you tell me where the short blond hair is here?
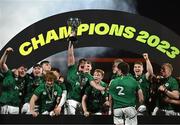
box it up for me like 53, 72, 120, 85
162, 63, 173, 72
114, 58, 124, 64
94, 69, 105, 77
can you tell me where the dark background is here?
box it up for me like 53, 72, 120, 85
137, 0, 180, 36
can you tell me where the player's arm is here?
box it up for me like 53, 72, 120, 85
53, 85, 64, 116
29, 94, 39, 117
53, 96, 62, 116
90, 80, 105, 91
104, 96, 110, 106
165, 90, 179, 100
0, 47, 13, 72
137, 89, 144, 105
82, 95, 90, 117
159, 85, 179, 99
67, 33, 75, 66
143, 53, 153, 80
108, 95, 112, 115
164, 96, 180, 105
57, 90, 67, 108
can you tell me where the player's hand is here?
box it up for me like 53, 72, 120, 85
53, 107, 61, 116
105, 86, 109, 91
5, 47, 13, 54
70, 31, 76, 37
30, 111, 39, 117
104, 101, 110, 107
158, 85, 166, 92
108, 108, 112, 115
84, 111, 90, 117
164, 97, 172, 103
58, 76, 64, 83
143, 53, 149, 60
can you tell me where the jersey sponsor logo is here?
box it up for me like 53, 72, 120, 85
15, 77, 18, 81
76, 82, 80, 86
45, 100, 53, 104
19, 92, 22, 96
139, 79, 143, 83
80, 77, 88, 87
43, 91, 47, 95
165, 83, 169, 87
14, 86, 19, 90
101, 91, 105, 95
54, 91, 57, 96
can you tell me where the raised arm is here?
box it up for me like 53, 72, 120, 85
0, 47, 13, 72
143, 53, 153, 80
67, 40, 75, 66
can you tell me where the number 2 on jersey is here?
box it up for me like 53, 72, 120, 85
116, 86, 125, 95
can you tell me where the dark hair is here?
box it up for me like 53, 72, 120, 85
78, 58, 87, 64
40, 60, 50, 65
77, 58, 87, 68
51, 67, 61, 74
118, 62, 130, 75
33, 64, 42, 68
86, 60, 92, 66
17, 64, 27, 69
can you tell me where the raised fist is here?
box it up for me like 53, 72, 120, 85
143, 53, 149, 60
5, 47, 14, 54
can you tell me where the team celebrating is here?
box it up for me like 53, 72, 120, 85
0, 33, 180, 125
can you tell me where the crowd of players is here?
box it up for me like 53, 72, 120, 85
0, 34, 180, 125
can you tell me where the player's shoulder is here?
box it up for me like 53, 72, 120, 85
124, 75, 138, 84
34, 83, 45, 94
54, 83, 62, 89
68, 64, 77, 72
109, 77, 123, 86
124, 75, 136, 80
100, 81, 108, 87
169, 76, 177, 81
